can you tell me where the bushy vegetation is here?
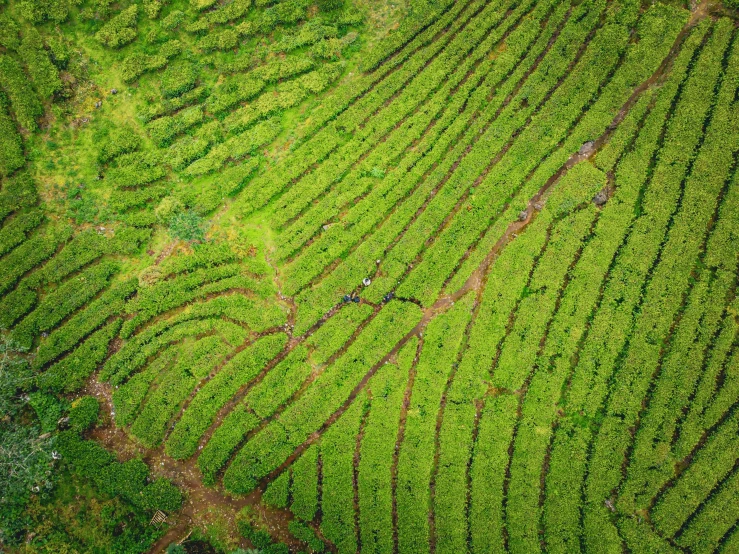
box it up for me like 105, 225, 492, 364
95, 5, 139, 48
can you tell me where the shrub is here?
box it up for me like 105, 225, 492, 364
0, 93, 24, 177
0, 171, 37, 222
95, 5, 138, 48
0, 54, 42, 130
147, 105, 203, 146
0, 13, 20, 50
0, 420, 55, 545
140, 479, 183, 512
161, 10, 184, 30
68, 396, 99, 432
18, 0, 71, 23
56, 430, 114, 478
18, 28, 62, 99
318, 0, 344, 12
36, 320, 122, 393
143, 0, 163, 18
27, 392, 66, 433
155, 196, 184, 223
97, 126, 141, 163
288, 520, 325, 553
238, 521, 273, 550
99, 458, 148, 502
160, 60, 198, 98
46, 34, 70, 69
121, 52, 166, 83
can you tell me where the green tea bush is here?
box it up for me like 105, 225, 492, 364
46, 34, 70, 69
121, 39, 183, 82
18, 0, 71, 23
140, 479, 183, 512
139, 86, 207, 122
37, 321, 122, 392
155, 196, 184, 223
28, 392, 66, 433
11, 261, 119, 348
121, 52, 167, 83
288, 520, 325, 553
205, 75, 265, 115
18, 28, 62, 99
0, 209, 43, 256
0, 93, 24, 177
147, 105, 204, 146
109, 184, 168, 213
270, 20, 338, 54
251, 56, 315, 83
106, 150, 163, 187
97, 126, 141, 164
197, 28, 238, 52
159, 39, 183, 58
191, 0, 219, 11
0, 225, 71, 297
262, 471, 289, 508
0, 171, 37, 222
68, 396, 99, 432
143, 0, 164, 19
187, 0, 251, 30
318, 0, 344, 12
161, 10, 185, 30
0, 55, 42, 130
95, 5, 139, 48
0, 13, 21, 50
161, 60, 199, 98
168, 136, 210, 170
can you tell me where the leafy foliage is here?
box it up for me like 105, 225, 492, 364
168, 209, 206, 242
95, 5, 139, 48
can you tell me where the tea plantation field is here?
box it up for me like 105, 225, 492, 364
1, 0, 739, 552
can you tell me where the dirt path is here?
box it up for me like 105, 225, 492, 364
90, 405, 304, 553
